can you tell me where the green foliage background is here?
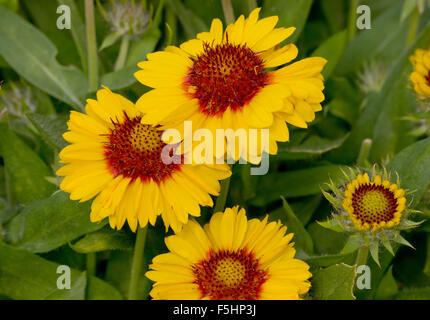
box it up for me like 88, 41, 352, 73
0, 0, 430, 300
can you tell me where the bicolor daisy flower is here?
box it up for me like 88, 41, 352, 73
57, 87, 231, 233
410, 47, 430, 99
320, 167, 421, 265
146, 206, 311, 300
134, 8, 327, 162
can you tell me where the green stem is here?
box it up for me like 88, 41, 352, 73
347, 0, 360, 41
85, 0, 99, 92
221, 0, 235, 24
355, 245, 369, 267
128, 226, 148, 300
86, 253, 97, 276
407, 7, 420, 46
214, 177, 231, 213
357, 138, 372, 167
114, 36, 130, 71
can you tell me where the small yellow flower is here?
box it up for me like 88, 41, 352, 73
57, 87, 231, 233
342, 172, 406, 231
134, 8, 327, 161
146, 206, 311, 300
410, 47, 430, 99
320, 167, 421, 265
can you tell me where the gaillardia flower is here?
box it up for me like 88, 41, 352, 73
57, 87, 231, 232
319, 167, 421, 265
134, 8, 327, 161
410, 47, 430, 100
146, 206, 311, 300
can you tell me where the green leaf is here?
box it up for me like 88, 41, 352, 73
251, 165, 348, 205
26, 113, 68, 150
308, 221, 348, 254
320, 189, 342, 208
70, 227, 134, 253
168, 0, 208, 39
335, 2, 406, 76
183, 0, 223, 24
316, 218, 345, 233
375, 266, 398, 300
341, 235, 363, 255
7, 191, 107, 253
0, 242, 122, 300
44, 272, 86, 300
311, 30, 347, 78
330, 20, 430, 163
321, 0, 346, 33
231, 0, 257, 17
127, 26, 161, 68
289, 194, 322, 226
388, 138, 430, 205
99, 31, 124, 52
276, 196, 314, 254
392, 234, 414, 249
0, 0, 18, 12
305, 253, 355, 267
369, 242, 380, 267
311, 264, 356, 300
326, 98, 358, 125
57, 0, 88, 73
261, 0, 313, 43
277, 133, 349, 156
0, 7, 87, 108
382, 240, 395, 256
401, 0, 419, 21
0, 123, 55, 204
395, 287, 430, 300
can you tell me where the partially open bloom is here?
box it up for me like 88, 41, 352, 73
320, 167, 421, 264
57, 87, 231, 233
135, 8, 326, 162
410, 47, 430, 100
146, 206, 311, 300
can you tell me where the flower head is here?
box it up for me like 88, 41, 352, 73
319, 167, 421, 265
410, 47, 430, 100
146, 206, 311, 300
105, 0, 150, 37
134, 8, 327, 162
57, 87, 230, 233
342, 171, 406, 231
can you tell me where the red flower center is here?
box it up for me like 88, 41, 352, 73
192, 249, 267, 300
426, 70, 430, 86
351, 184, 397, 225
185, 42, 269, 116
104, 113, 181, 183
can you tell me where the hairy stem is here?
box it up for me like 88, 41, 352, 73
85, 0, 99, 91
128, 226, 148, 300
